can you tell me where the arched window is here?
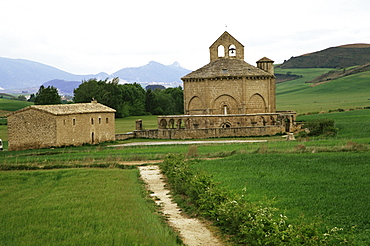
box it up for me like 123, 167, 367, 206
229, 44, 236, 57
223, 105, 228, 115
159, 119, 167, 129
221, 122, 231, 128
218, 45, 225, 57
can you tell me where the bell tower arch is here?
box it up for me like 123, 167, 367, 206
209, 31, 244, 62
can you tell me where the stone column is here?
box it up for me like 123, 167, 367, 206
136, 119, 143, 130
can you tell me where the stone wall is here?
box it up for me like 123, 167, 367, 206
133, 125, 286, 140
184, 77, 276, 115
157, 113, 297, 131
57, 112, 115, 146
8, 108, 57, 151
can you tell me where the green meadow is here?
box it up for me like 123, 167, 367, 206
0, 169, 181, 245
191, 151, 370, 244
276, 68, 370, 114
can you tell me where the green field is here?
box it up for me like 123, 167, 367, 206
0, 98, 32, 116
297, 109, 370, 140
191, 152, 370, 244
1, 110, 370, 244
276, 68, 370, 114
0, 169, 181, 245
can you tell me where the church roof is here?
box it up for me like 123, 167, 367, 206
182, 58, 273, 80
257, 57, 274, 62
7, 102, 116, 116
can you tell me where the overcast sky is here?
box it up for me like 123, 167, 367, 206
0, 0, 369, 75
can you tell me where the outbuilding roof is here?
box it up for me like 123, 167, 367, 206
182, 58, 273, 80
7, 102, 116, 116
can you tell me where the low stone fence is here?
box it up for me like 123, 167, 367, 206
115, 132, 135, 141
129, 125, 285, 140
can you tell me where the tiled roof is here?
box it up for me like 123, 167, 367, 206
257, 57, 274, 62
7, 102, 116, 116
182, 58, 273, 80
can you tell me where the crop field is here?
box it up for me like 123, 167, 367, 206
191, 152, 370, 245
0, 168, 181, 245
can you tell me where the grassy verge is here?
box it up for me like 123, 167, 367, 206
0, 168, 181, 245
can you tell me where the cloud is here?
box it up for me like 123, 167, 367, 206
0, 0, 369, 74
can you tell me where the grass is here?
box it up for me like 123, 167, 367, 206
0, 98, 32, 116
276, 68, 370, 114
297, 109, 370, 140
115, 115, 159, 133
191, 152, 370, 245
0, 169, 181, 245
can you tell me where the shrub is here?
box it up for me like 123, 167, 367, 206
303, 118, 338, 137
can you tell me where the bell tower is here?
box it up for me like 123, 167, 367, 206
209, 31, 244, 62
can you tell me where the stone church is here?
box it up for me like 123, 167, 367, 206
183, 31, 276, 116
119, 31, 299, 140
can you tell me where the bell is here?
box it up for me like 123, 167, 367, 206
229, 48, 236, 54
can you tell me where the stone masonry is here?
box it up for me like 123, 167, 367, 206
7, 101, 116, 151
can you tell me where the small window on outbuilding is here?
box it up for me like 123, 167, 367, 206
106, 118, 109, 124
99, 117, 101, 124
91, 118, 94, 125
73, 119, 76, 126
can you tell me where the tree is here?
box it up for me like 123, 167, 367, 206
145, 86, 184, 115
16, 95, 27, 101
73, 78, 146, 117
34, 85, 62, 105
28, 94, 36, 102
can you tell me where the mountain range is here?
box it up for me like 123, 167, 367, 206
0, 58, 191, 93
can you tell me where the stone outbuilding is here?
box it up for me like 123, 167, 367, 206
7, 101, 116, 151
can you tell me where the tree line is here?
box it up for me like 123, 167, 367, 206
30, 78, 184, 118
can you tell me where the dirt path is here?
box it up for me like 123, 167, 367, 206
109, 139, 267, 147
139, 165, 223, 246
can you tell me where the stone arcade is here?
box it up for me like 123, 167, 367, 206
118, 31, 299, 140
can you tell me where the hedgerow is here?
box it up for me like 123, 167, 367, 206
161, 154, 350, 245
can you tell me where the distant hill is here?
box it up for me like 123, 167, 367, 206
112, 61, 191, 85
0, 57, 190, 91
306, 62, 370, 86
42, 79, 83, 95
0, 57, 108, 90
277, 43, 370, 69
